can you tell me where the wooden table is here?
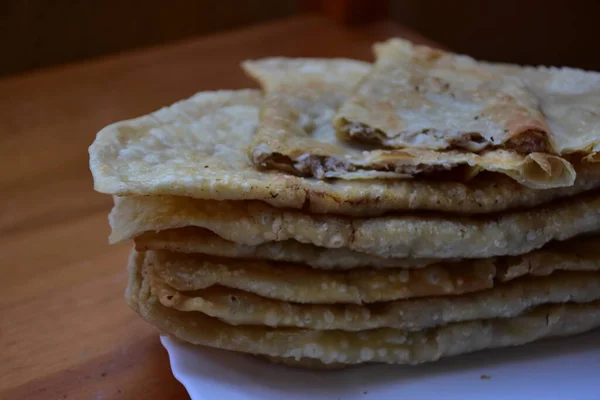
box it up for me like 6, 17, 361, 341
0, 15, 435, 399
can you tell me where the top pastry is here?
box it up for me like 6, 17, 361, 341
245, 55, 577, 189
334, 39, 600, 157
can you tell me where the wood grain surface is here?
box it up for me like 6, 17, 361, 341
0, 15, 435, 399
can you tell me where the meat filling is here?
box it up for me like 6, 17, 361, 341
505, 131, 549, 153
342, 121, 549, 154
292, 153, 452, 179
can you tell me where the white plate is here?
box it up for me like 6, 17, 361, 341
161, 330, 600, 400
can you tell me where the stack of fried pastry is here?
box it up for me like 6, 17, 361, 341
89, 39, 600, 368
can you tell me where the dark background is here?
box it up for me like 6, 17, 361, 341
1, 0, 599, 77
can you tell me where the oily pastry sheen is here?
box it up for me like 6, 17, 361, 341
244, 57, 575, 189
89, 89, 600, 215
127, 250, 600, 366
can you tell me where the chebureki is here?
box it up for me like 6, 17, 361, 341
90, 37, 600, 369
144, 245, 600, 308
136, 227, 600, 273
153, 270, 600, 332
245, 57, 576, 189
334, 39, 549, 152
128, 250, 600, 366
485, 62, 600, 156
90, 90, 600, 216
333, 39, 600, 168
110, 191, 600, 259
